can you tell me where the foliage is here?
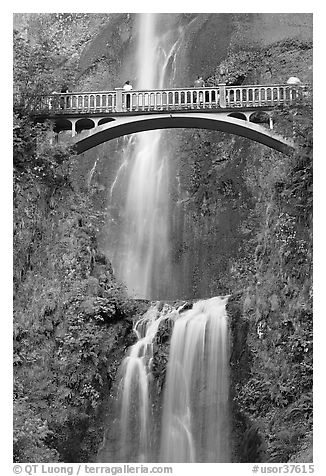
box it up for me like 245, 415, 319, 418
13, 15, 313, 464
13, 397, 60, 463
13, 19, 137, 462
234, 94, 313, 461
206, 37, 312, 87
13, 158, 136, 461
206, 50, 261, 86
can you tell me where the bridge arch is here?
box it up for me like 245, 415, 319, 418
227, 112, 248, 121
98, 117, 116, 127
75, 118, 96, 134
73, 113, 294, 156
54, 118, 72, 133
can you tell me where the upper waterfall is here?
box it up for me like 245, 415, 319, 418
109, 13, 184, 300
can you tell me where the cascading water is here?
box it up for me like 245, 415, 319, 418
160, 296, 230, 463
106, 296, 230, 463
119, 307, 166, 461
110, 13, 178, 300
115, 303, 175, 462
103, 14, 232, 463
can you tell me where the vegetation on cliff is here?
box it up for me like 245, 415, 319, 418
238, 96, 312, 462
191, 43, 312, 461
13, 15, 312, 464
13, 28, 139, 463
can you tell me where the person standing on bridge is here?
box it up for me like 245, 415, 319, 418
194, 76, 205, 88
60, 84, 70, 109
123, 80, 133, 110
194, 76, 205, 105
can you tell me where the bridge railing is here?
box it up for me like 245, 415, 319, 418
225, 84, 309, 107
32, 91, 117, 113
28, 84, 310, 115
120, 87, 222, 112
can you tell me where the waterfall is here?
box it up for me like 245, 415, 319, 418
108, 296, 230, 463
103, 14, 231, 463
160, 296, 230, 462
115, 303, 176, 462
109, 13, 182, 300
87, 156, 99, 188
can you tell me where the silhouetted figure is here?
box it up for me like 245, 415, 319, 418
60, 85, 70, 109
286, 76, 301, 84
194, 76, 205, 105
194, 76, 205, 88
286, 76, 302, 100
123, 80, 133, 109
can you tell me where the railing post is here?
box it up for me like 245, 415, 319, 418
269, 114, 274, 130
70, 119, 77, 137
219, 84, 226, 108
115, 88, 123, 112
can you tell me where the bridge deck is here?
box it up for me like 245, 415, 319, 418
31, 83, 308, 117
26, 83, 309, 155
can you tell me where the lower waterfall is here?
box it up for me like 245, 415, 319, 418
160, 296, 230, 463
105, 295, 230, 463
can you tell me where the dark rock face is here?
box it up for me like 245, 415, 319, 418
227, 294, 266, 462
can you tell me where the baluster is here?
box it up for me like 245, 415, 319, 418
228, 89, 233, 106
170, 91, 173, 109
249, 88, 253, 104
256, 88, 260, 106
189, 90, 193, 109
214, 89, 218, 107
181, 91, 185, 108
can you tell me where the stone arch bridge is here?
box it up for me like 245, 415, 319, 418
32, 83, 308, 155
